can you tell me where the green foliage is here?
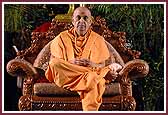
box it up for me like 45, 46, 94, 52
4, 5, 25, 32
141, 48, 164, 111
90, 4, 164, 111
4, 4, 70, 32
4, 4, 51, 32
4, 4, 164, 111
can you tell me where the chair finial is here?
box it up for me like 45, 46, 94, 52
55, 4, 75, 22
80, 4, 86, 7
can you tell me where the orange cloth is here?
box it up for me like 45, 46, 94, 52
45, 29, 111, 111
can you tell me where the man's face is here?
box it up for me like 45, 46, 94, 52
72, 7, 92, 36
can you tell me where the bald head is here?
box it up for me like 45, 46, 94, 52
72, 7, 92, 36
73, 7, 91, 18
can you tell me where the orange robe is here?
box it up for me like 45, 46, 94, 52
45, 29, 111, 111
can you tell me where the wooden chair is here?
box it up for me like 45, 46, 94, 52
6, 16, 149, 111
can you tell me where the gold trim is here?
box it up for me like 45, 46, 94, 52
55, 4, 75, 23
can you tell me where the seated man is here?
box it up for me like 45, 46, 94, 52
45, 6, 122, 111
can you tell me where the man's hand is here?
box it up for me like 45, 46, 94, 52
108, 63, 122, 81
109, 63, 122, 73
69, 58, 92, 67
69, 58, 106, 68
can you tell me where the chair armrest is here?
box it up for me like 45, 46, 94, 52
6, 57, 39, 79
119, 59, 149, 80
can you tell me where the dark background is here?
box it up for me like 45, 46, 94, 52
4, 4, 164, 111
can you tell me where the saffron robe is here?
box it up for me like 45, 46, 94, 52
45, 30, 111, 111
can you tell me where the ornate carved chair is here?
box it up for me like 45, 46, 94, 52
6, 15, 149, 111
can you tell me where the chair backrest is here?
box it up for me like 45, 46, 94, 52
18, 17, 140, 66
33, 40, 125, 71
33, 41, 51, 71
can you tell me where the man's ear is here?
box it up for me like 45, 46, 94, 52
90, 16, 94, 24
89, 16, 93, 26
72, 16, 75, 26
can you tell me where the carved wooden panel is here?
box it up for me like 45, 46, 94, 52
18, 95, 136, 111
23, 77, 34, 95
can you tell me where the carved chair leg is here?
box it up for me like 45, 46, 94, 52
18, 95, 32, 111
121, 96, 136, 111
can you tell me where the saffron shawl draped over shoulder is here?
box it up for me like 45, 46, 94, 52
50, 30, 110, 64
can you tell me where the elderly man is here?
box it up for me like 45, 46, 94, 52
45, 6, 122, 111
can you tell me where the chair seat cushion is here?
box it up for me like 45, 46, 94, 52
34, 82, 121, 97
